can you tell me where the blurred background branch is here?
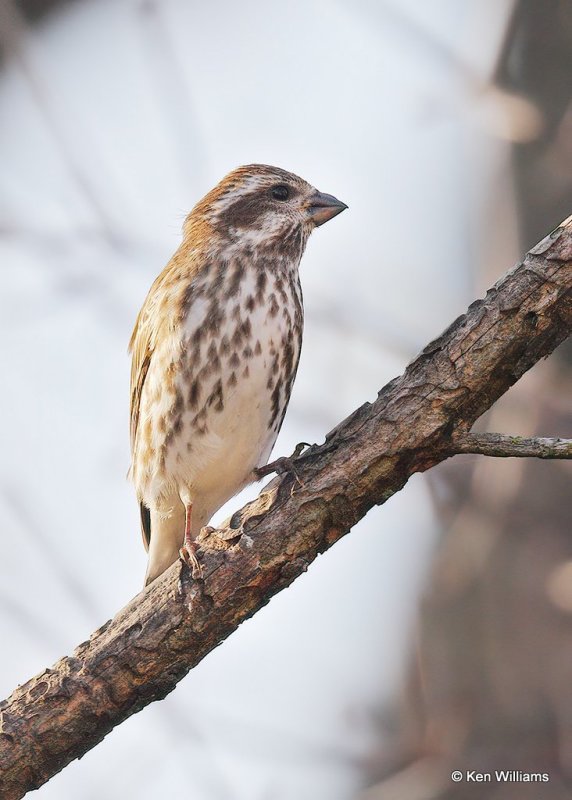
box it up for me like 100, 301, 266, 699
452, 433, 572, 459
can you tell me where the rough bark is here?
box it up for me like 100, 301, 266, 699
1, 217, 572, 799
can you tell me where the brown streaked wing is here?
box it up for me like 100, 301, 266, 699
129, 289, 162, 551
129, 249, 203, 549
129, 255, 188, 452
129, 298, 155, 453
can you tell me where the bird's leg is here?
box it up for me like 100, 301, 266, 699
254, 442, 311, 486
179, 503, 203, 578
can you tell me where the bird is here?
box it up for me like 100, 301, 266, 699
129, 164, 347, 585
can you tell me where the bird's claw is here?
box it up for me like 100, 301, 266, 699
179, 543, 203, 579
254, 442, 311, 487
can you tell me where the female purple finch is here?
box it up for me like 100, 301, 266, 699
129, 164, 347, 584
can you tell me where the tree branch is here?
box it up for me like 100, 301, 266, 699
452, 432, 572, 458
1, 217, 572, 799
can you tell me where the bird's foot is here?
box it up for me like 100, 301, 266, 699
254, 442, 311, 487
179, 541, 203, 579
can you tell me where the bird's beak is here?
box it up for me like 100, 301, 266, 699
305, 191, 348, 227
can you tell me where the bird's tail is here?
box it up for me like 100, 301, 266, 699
144, 505, 186, 586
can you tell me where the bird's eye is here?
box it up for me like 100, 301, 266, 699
270, 184, 290, 201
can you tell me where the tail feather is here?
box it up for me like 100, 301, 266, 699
144, 505, 186, 586
140, 502, 151, 551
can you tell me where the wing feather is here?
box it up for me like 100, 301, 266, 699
129, 302, 154, 453
129, 263, 181, 451
129, 249, 202, 550
129, 292, 160, 551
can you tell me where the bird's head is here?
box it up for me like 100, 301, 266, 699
185, 164, 347, 257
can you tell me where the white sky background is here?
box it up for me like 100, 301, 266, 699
0, 1, 517, 797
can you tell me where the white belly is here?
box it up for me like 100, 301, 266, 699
183, 335, 287, 507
